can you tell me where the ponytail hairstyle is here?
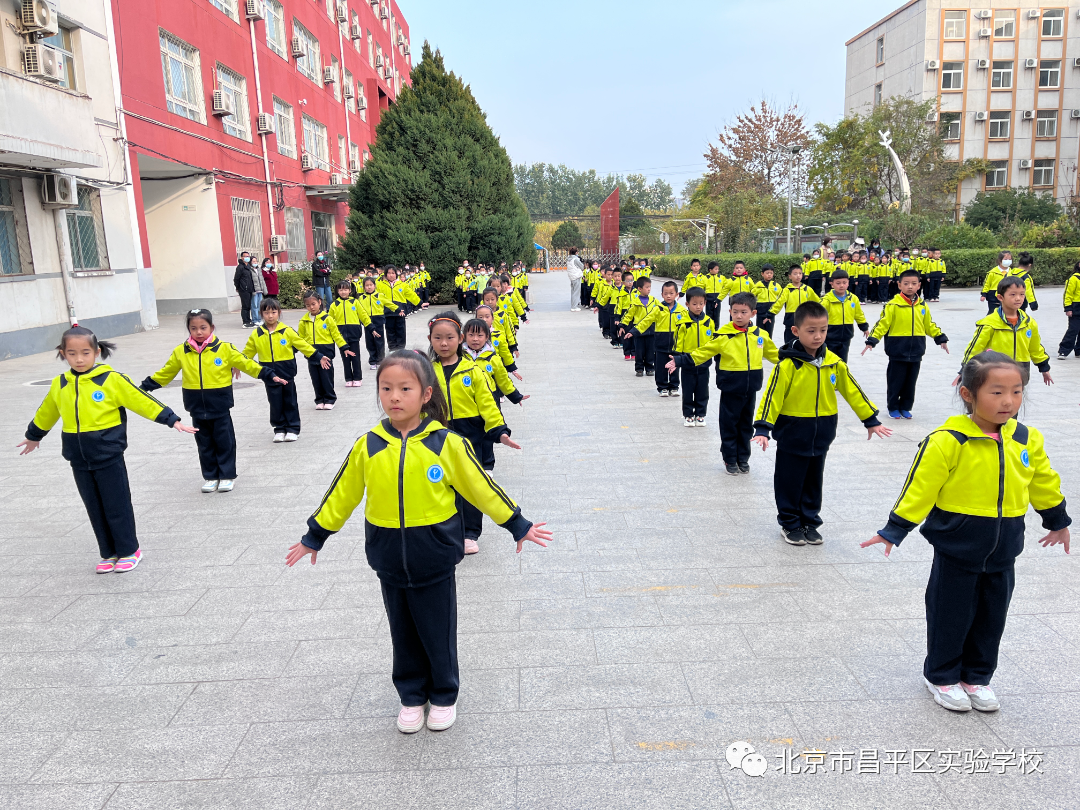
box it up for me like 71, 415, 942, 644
959, 350, 1028, 409
186, 308, 214, 329
376, 350, 449, 425
1017, 251, 1034, 269
426, 310, 464, 363
56, 325, 116, 360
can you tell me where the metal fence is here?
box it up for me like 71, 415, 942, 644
532, 249, 622, 271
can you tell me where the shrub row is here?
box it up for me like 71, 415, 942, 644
274, 268, 457, 310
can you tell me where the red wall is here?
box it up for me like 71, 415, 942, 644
113, 0, 411, 266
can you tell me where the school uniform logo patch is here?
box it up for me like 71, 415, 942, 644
493, 339, 500, 346
830, 373, 837, 384
462, 375, 472, 387
321, 323, 329, 330
706, 330, 712, 336
426, 464, 444, 483
92, 390, 105, 402
279, 338, 288, 345
485, 364, 493, 373
676, 314, 682, 320
1020, 449, 1030, 467
758, 337, 764, 346
1026, 329, 1032, 338
851, 301, 856, 308
214, 358, 223, 366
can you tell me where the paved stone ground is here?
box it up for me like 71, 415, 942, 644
1, 271, 1078, 809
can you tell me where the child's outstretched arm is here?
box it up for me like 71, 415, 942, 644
1027, 430, 1072, 553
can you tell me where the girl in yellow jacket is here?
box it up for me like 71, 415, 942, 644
19, 326, 197, 573
285, 350, 551, 734
863, 351, 1070, 713
1057, 261, 1080, 358
329, 280, 378, 386
141, 309, 286, 493
465, 316, 529, 471
378, 266, 425, 351
357, 276, 396, 368
957, 277, 1052, 386
427, 311, 522, 555
298, 290, 355, 408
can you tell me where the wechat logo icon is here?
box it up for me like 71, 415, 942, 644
727, 741, 767, 777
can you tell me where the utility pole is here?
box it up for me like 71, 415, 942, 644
784, 144, 802, 255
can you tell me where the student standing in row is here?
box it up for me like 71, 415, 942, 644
753, 264, 783, 339
670, 287, 715, 427
820, 269, 868, 362
1057, 261, 1080, 359
981, 252, 1012, 314
957, 277, 1052, 386
329, 280, 376, 387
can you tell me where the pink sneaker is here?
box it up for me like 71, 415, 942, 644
464, 538, 479, 555
426, 703, 456, 731
315, 403, 325, 410
95, 557, 117, 574
396, 705, 425, 733
114, 549, 142, 573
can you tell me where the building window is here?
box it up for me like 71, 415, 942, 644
1039, 60, 1061, 88
993, 10, 1015, 38
941, 62, 963, 90
875, 36, 884, 64
67, 187, 110, 273
337, 135, 347, 172
0, 178, 33, 276
265, 0, 286, 58
986, 160, 1007, 188
40, 26, 76, 89
940, 112, 961, 141
311, 211, 335, 256
331, 54, 341, 101
991, 61, 1013, 89
216, 65, 250, 141
209, 0, 238, 22
1042, 9, 1065, 38
988, 111, 1011, 139
284, 207, 307, 263
357, 82, 367, 121
302, 113, 329, 170
367, 31, 374, 68
159, 30, 204, 122
272, 96, 295, 158
231, 198, 264, 258
943, 10, 966, 40
324, 0, 334, 20
1033, 159, 1055, 187
344, 68, 355, 112
352, 12, 361, 53
349, 141, 360, 173
873, 83, 882, 106
1036, 110, 1058, 138
293, 20, 320, 82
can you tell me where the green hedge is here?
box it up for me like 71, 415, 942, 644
640, 249, 1080, 287
274, 267, 456, 310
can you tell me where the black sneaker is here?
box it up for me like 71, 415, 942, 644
725, 464, 740, 475
803, 527, 823, 545
636, 370, 645, 377
738, 462, 750, 474
645, 370, 655, 377
781, 528, 807, 546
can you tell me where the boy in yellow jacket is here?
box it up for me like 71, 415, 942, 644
670, 288, 716, 426
754, 301, 891, 545
1057, 262, 1080, 358
628, 280, 689, 395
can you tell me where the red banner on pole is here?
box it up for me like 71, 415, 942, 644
600, 187, 620, 256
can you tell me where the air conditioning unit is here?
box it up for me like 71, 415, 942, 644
403, 44, 410, 55
1071, 109, 1080, 119
256, 112, 275, 134
374, 54, 383, 67
21, 0, 58, 36
979, 28, 992, 38
1027, 9, 1041, 19
356, 94, 367, 110
269, 235, 287, 253
1019, 159, 1032, 169
323, 65, 338, 84
351, 22, 363, 39
212, 90, 235, 117
383, 65, 394, 79
974, 111, 988, 121
22, 44, 60, 81
245, 0, 265, 21
343, 81, 354, 98
380, 3, 389, 20
926, 110, 938, 122
1022, 110, 1035, 120
974, 10, 991, 19
976, 58, 990, 69
397, 33, 405, 45
301, 152, 316, 171
1024, 58, 1037, 69
336, 2, 348, 22
41, 173, 78, 207
926, 59, 939, 70
291, 37, 305, 59
1073, 57, 1080, 68
369, 0, 378, 7
350, 158, 361, 172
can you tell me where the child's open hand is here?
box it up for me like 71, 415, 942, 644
860, 534, 895, 557
517, 521, 552, 554
1042, 371, 1054, 385
512, 371, 523, 381
518, 395, 530, 405
951, 374, 961, 387
1038, 527, 1070, 553
861, 344, 874, 355
940, 343, 950, 354
273, 376, 289, 385
174, 423, 199, 435
344, 349, 356, 357
868, 425, 892, 440
752, 435, 769, 452
499, 435, 522, 450
320, 357, 332, 370
665, 357, 676, 373
232, 368, 242, 380
373, 331, 381, 338
285, 541, 317, 566
16, 439, 39, 455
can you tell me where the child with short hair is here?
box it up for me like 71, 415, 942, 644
754, 302, 890, 545
298, 291, 355, 409
863, 352, 1070, 713
769, 265, 820, 337
703, 261, 726, 325
621, 276, 659, 377
821, 269, 869, 362
612, 271, 636, 358
592, 267, 614, 338
863, 269, 949, 419
475, 303, 517, 373
725, 261, 756, 300
629, 280, 689, 395
357, 276, 393, 369
923, 248, 946, 302
1057, 260, 1080, 359
753, 264, 783, 338
1009, 252, 1039, 312
670, 288, 715, 426
671, 292, 778, 473
682, 258, 706, 295
329, 280, 376, 387
958, 276, 1052, 385
465, 317, 528, 468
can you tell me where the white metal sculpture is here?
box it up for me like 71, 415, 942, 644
878, 129, 912, 214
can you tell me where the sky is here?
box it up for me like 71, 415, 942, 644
402, 0, 906, 194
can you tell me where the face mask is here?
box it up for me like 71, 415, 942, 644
1002, 259, 1012, 268
812, 255, 819, 260
243, 257, 250, 262
317, 255, 324, 260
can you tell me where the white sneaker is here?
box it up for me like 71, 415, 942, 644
370, 363, 378, 370
315, 403, 325, 410
217, 479, 235, 493
961, 682, 1000, 712
284, 433, 299, 442
924, 678, 972, 712
659, 389, 669, 397
684, 417, 695, 427
201, 480, 219, 493
324, 402, 335, 410
695, 417, 706, 427
273, 433, 286, 443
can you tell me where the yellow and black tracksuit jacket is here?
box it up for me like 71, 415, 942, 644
682, 271, 708, 295
702, 271, 726, 299
1064, 272, 1080, 310
677, 322, 779, 393
961, 308, 1050, 372
302, 416, 532, 586
673, 313, 717, 355
593, 279, 612, 307
298, 310, 348, 359
499, 292, 524, 331
982, 266, 1007, 296
724, 273, 756, 300
924, 258, 946, 279
490, 326, 517, 371
821, 290, 869, 343
26, 363, 180, 470
243, 323, 320, 380
141, 338, 271, 418
753, 279, 784, 306
1007, 268, 1038, 309
754, 342, 881, 456
436, 356, 509, 448
621, 294, 660, 333
629, 301, 690, 343
878, 415, 1069, 572
611, 287, 633, 328
769, 284, 820, 318
356, 291, 396, 318
469, 347, 523, 404
866, 294, 948, 361
378, 279, 422, 309
853, 260, 871, 281
329, 296, 375, 341
803, 257, 827, 283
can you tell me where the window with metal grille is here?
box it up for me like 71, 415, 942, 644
874, 83, 882, 106
0, 177, 33, 276
209, 0, 239, 21
991, 61, 1013, 89
265, 0, 287, 58
988, 111, 1010, 139
273, 97, 295, 158
352, 12, 361, 53
231, 198, 264, 258
160, 30, 204, 122
293, 20, 320, 81
1033, 159, 1055, 187
1042, 9, 1064, 38
1036, 110, 1058, 138
67, 187, 110, 272
217, 64, 250, 141
986, 161, 1007, 188
285, 207, 307, 264
1039, 60, 1060, 88
302, 114, 329, 170
311, 211, 335, 257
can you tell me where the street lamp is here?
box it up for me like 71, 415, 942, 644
781, 144, 802, 254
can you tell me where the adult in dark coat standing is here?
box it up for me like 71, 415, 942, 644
233, 251, 255, 327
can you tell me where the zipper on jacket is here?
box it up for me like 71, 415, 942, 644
398, 434, 412, 585
983, 438, 1006, 572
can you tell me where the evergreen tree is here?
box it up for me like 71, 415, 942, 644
338, 44, 533, 296
551, 221, 583, 249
